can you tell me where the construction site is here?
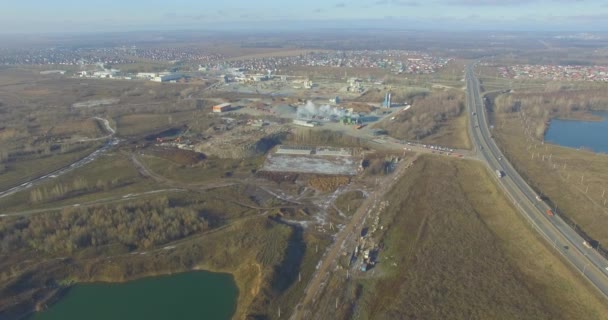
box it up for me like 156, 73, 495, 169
262, 146, 361, 176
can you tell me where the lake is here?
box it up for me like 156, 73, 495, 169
27, 271, 238, 320
544, 111, 608, 153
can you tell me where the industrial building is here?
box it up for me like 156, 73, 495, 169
382, 92, 392, 108
152, 73, 184, 83
293, 119, 316, 127
276, 145, 314, 155
316, 147, 352, 157
213, 103, 232, 113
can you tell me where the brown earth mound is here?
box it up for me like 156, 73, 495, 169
308, 175, 350, 192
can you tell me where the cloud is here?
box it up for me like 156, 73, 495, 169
335, 2, 347, 7
393, 0, 420, 5
445, 0, 531, 5
186, 14, 206, 20
374, 0, 420, 5
313, 8, 323, 13
550, 13, 608, 21
164, 12, 207, 21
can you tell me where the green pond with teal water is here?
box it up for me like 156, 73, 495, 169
27, 271, 238, 320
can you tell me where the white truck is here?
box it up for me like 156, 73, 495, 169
496, 169, 504, 178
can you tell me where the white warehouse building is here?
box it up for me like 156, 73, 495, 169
152, 73, 184, 83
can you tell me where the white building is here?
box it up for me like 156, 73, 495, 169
152, 73, 184, 82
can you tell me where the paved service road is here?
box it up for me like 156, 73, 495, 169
0, 118, 119, 200
466, 64, 608, 298
0, 137, 119, 200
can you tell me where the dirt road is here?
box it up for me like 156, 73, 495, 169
291, 153, 419, 319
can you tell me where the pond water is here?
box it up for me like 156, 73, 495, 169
28, 271, 238, 320
544, 111, 608, 153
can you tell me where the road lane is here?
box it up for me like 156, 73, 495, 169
466, 65, 608, 297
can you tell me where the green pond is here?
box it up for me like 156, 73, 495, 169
27, 271, 238, 320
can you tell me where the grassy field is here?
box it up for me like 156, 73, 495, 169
335, 190, 366, 216
307, 155, 608, 319
138, 153, 266, 183
372, 89, 470, 150
420, 112, 471, 150
0, 143, 101, 191
115, 114, 176, 136
0, 152, 157, 212
493, 112, 608, 246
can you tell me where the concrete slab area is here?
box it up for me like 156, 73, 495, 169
262, 154, 359, 175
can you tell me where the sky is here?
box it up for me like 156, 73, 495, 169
2, 0, 608, 33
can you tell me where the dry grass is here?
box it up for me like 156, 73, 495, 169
493, 112, 608, 246
355, 157, 551, 320
0, 143, 101, 191
420, 112, 471, 149
49, 119, 102, 137
309, 156, 608, 320
139, 153, 264, 183
307, 176, 350, 192
335, 190, 366, 216
115, 114, 173, 136
460, 156, 608, 320
0, 152, 154, 212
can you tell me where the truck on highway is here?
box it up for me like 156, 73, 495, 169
496, 170, 504, 178
546, 209, 554, 217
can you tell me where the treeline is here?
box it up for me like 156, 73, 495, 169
378, 90, 464, 140
29, 176, 126, 203
0, 197, 208, 254
494, 88, 608, 139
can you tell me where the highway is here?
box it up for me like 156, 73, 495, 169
466, 65, 608, 297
